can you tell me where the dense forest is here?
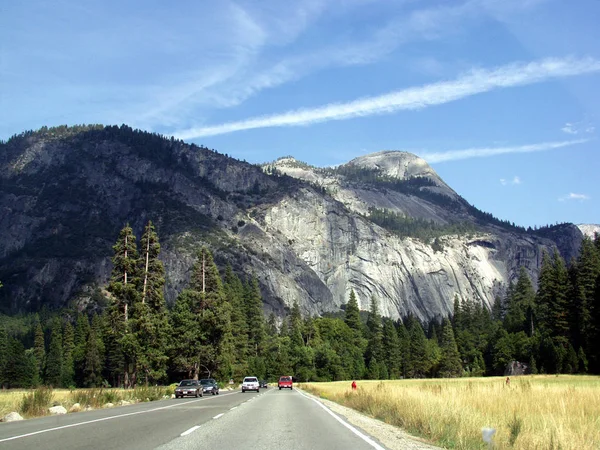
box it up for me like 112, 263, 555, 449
1, 221, 599, 388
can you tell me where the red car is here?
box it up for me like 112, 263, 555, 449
278, 376, 293, 390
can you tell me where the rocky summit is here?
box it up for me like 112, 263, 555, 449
0, 125, 584, 320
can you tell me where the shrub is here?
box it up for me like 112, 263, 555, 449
20, 386, 53, 417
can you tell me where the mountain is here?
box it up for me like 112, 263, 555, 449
0, 125, 584, 320
578, 224, 600, 239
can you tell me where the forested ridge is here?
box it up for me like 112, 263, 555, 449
1, 222, 599, 388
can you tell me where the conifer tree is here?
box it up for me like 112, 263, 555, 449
45, 320, 63, 387
366, 296, 384, 377
84, 318, 104, 387
224, 265, 249, 378
504, 267, 535, 334
133, 221, 170, 384
438, 318, 462, 377
33, 320, 45, 381
344, 290, 362, 333
170, 289, 204, 379
62, 321, 75, 387
382, 318, 401, 378
73, 313, 90, 386
244, 276, 265, 357
407, 318, 429, 378
0, 328, 7, 387
107, 224, 139, 387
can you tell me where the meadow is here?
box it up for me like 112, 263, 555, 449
300, 375, 600, 449
0, 385, 175, 419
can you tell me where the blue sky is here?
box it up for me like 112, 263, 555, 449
1, 0, 599, 228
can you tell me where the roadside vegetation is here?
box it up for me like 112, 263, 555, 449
301, 375, 600, 450
1, 385, 175, 419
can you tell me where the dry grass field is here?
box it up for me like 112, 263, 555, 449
0, 385, 175, 419
300, 375, 600, 449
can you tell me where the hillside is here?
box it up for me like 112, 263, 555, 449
0, 125, 584, 319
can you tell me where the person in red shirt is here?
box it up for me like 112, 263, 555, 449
351, 380, 357, 391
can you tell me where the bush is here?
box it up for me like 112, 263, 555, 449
20, 386, 53, 417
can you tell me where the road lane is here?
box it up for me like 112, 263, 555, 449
160, 388, 387, 450
0, 390, 255, 450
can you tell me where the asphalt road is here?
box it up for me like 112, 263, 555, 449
0, 388, 388, 450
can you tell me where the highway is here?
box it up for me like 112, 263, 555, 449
0, 388, 388, 450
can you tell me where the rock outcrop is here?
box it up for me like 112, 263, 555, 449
1, 412, 24, 422
0, 126, 585, 320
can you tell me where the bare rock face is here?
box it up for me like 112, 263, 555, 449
578, 224, 600, 238
0, 128, 585, 320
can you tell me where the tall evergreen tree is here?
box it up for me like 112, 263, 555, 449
438, 318, 462, 378
33, 320, 45, 381
344, 290, 362, 333
107, 224, 139, 387
133, 221, 170, 384
382, 318, 401, 378
73, 313, 90, 386
62, 321, 75, 387
504, 267, 535, 335
45, 320, 63, 387
365, 296, 384, 378
244, 276, 265, 358
407, 318, 429, 378
224, 265, 249, 378
83, 317, 104, 387
0, 328, 7, 388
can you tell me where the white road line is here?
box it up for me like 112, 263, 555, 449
297, 390, 386, 450
213, 413, 224, 419
180, 426, 200, 436
0, 392, 237, 443
230, 406, 237, 410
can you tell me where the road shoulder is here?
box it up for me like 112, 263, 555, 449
298, 389, 441, 450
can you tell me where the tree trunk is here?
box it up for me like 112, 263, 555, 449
142, 232, 150, 304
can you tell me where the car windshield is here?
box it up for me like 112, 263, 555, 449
199, 379, 212, 385
244, 377, 258, 382
179, 380, 196, 386
280, 377, 291, 381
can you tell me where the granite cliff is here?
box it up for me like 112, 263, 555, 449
0, 126, 583, 320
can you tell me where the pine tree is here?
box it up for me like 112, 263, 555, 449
170, 289, 204, 379
382, 318, 401, 378
407, 318, 429, 378
504, 267, 535, 334
83, 320, 103, 387
0, 328, 7, 388
244, 276, 265, 358
107, 224, 140, 387
344, 290, 362, 333
5, 338, 37, 388
133, 221, 170, 384
73, 313, 90, 386
62, 321, 75, 387
45, 320, 63, 387
365, 296, 384, 377
33, 320, 45, 381
224, 265, 249, 378
438, 318, 462, 378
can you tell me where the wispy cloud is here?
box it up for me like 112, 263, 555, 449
422, 139, 589, 163
561, 121, 595, 135
500, 176, 522, 186
174, 57, 600, 139
559, 193, 590, 202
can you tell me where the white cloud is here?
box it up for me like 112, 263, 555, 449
423, 139, 589, 163
500, 178, 507, 186
174, 57, 600, 139
561, 121, 596, 135
559, 193, 591, 202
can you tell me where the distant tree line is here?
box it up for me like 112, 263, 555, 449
2, 227, 599, 388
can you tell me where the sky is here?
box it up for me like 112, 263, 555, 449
1, 0, 599, 228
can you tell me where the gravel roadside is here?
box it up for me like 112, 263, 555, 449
300, 390, 442, 450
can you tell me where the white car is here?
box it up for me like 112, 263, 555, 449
242, 376, 260, 393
